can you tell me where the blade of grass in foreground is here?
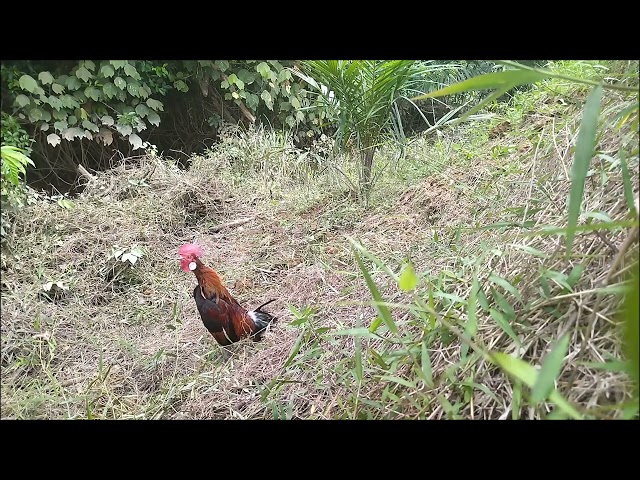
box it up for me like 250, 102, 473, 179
530, 333, 571, 404
411, 69, 551, 100
566, 85, 604, 257
349, 238, 399, 335
461, 273, 479, 360
490, 352, 583, 419
619, 152, 637, 215
622, 262, 639, 393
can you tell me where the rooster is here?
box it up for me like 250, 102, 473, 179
178, 242, 276, 346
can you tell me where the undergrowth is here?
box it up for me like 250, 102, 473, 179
1, 60, 638, 419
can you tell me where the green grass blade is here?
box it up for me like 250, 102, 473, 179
461, 273, 479, 360
380, 375, 416, 389
349, 240, 399, 335
354, 318, 363, 383
332, 327, 378, 339
566, 85, 604, 256
530, 333, 571, 404
489, 309, 521, 347
421, 340, 433, 388
619, 152, 637, 215
488, 273, 522, 302
490, 352, 583, 419
622, 261, 639, 393
411, 69, 551, 100
524, 219, 639, 237
512, 380, 522, 420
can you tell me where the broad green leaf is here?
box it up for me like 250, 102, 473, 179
61, 94, 80, 109
146, 98, 164, 111
128, 133, 143, 150
530, 333, 571, 404
47, 95, 63, 111
257, 62, 271, 78
138, 84, 150, 99
398, 261, 418, 291
28, 106, 43, 122
52, 109, 67, 120
83, 60, 95, 72
15, 94, 30, 107
135, 104, 150, 118
54, 120, 68, 132
83, 130, 93, 140
124, 64, 140, 80
65, 76, 81, 90
278, 69, 291, 82
52, 83, 65, 94
174, 80, 188, 92
291, 97, 301, 109
19, 75, 38, 93
147, 112, 160, 127
110, 60, 127, 70
76, 66, 92, 82
84, 86, 101, 101
412, 69, 551, 101
261, 90, 272, 103
491, 352, 582, 419
116, 124, 132, 136
566, 85, 603, 256
40, 122, 50, 131
101, 65, 115, 78
46, 133, 61, 147
101, 115, 114, 126
114, 77, 126, 90
102, 82, 117, 99
127, 81, 140, 97
38, 71, 54, 85
245, 93, 259, 111
489, 308, 521, 346
82, 120, 99, 133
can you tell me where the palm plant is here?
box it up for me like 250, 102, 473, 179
295, 60, 426, 202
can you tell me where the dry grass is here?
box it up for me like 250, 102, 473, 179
1, 63, 638, 419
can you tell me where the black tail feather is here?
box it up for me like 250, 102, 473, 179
253, 298, 276, 312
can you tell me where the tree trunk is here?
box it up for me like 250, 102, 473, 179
360, 144, 375, 203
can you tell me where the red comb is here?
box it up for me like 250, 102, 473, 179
178, 243, 204, 258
